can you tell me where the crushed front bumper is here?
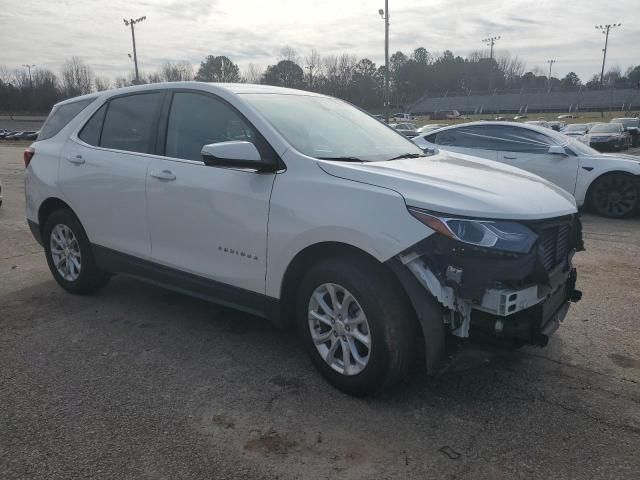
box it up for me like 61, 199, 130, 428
388, 215, 584, 373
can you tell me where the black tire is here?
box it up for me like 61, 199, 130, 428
588, 173, 639, 218
296, 256, 417, 396
43, 209, 109, 294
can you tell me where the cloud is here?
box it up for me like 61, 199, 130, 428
0, 0, 637, 83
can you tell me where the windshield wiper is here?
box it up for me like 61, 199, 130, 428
317, 156, 365, 162
387, 153, 429, 160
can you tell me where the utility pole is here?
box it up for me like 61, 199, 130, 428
22, 64, 35, 110
546, 59, 556, 89
595, 23, 621, 87
379, 2, 390, 122
482, 35, 500, 60
22, 64, 35, 87
123, 16, 147, 84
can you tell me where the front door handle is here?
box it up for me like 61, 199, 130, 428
150, 169, 176, 181
67, 155, 85, 165
503, 156, 517, 160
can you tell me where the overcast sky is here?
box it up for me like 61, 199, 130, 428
1, 0, 638, 84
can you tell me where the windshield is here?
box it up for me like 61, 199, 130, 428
564, 124, 586, 132
611, 118, 638, 128
242, 94, 422, 161
590, 124, 621, 133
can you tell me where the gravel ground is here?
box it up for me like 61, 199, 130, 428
1, 144, 639, 479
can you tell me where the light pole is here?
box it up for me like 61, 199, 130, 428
379, 2, 390, 122
482, 36, 500, 92
546, 59, 556, 89
595, 23, 621, 87
482, 35, 500, 60
123, 16, 147, 84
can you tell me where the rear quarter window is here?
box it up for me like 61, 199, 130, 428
38, 98, 95, 141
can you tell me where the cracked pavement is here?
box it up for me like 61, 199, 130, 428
1, 144, 639, 479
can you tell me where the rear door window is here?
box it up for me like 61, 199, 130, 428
78, 104, 107, 146
100, 93, 164, 154
38, 98, 94, 140
434, 126, 497, 150
488, 126, 556, 153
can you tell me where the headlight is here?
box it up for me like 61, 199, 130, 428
408, 208, 538, 253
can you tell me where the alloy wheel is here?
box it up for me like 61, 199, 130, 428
50, 224, 82, 281
592, 176, 638, 218
308, 283, 371, 376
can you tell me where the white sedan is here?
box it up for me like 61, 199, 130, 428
413, 121, 640, 218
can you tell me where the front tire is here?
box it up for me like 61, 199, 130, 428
296, 256, 417, 396
589, 173, 639, 218
43, 209, 109, 294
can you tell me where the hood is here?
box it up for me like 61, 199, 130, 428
318, 151, 577, 220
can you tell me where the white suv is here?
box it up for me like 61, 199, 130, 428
24, 83, 583, 395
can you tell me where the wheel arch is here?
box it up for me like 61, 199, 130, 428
278, 241, 417, 327
38, 197, 78, 236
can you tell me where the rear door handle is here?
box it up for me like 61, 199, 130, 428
150, 169, 176, 181
67, 155, 85, 165
503, 156, 517, 160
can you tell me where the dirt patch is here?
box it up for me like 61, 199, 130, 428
608, 353, 640, 369
244, 429, 297, 456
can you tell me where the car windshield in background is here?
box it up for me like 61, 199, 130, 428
611, 118, 639, 128
546, 129, 600, 155
564, 124, 586, 132
590, 124, 622, 134
241, 94, 423, 161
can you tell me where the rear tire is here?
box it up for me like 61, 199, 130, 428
43, 209, 109, 294
588, 173, 639, 218
296, 256, 417, 396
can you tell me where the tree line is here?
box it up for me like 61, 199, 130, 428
2, 46, 640, 114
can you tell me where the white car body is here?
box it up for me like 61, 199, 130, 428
412, 121, 640, 212
24, 83, 584, 393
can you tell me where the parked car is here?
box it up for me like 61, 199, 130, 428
525, 120, 551, 129
610, 117, 640, 147
584, 123, 629, 152
0, 176, 3, 208
513, 115, 528, 120
547, 121, 565, 132
417, 124, 447, 134
558, 114, 577, 119
392, 113, 413, 121
372, 114, 386, 123
561, 123, 589, 137
390, 122, 419, 137
0, 130, 15, 139
412, 121, 640, 218
7, 130, 38, 140
431, 110, 461, 120
25, 83, 584, 395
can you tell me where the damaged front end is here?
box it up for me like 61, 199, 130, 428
388, 210, 584, 374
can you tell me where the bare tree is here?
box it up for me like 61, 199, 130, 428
61, 57, 94, 97
242, 63, 263, 84
94, 76, 111, 91
159, 61, 193, 82
304, 49, 322, 89
496, 52, 526, 84
279, 45, 299, 64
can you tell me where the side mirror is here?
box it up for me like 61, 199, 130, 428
201, 141, 273, 172
548, 145, 567, 156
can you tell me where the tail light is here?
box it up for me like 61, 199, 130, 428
24, 147, 35, 168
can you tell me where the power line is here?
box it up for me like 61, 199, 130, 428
123, 16, 147, 84
595, 23, 621, 87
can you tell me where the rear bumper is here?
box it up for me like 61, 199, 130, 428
28, 219, 43, 247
